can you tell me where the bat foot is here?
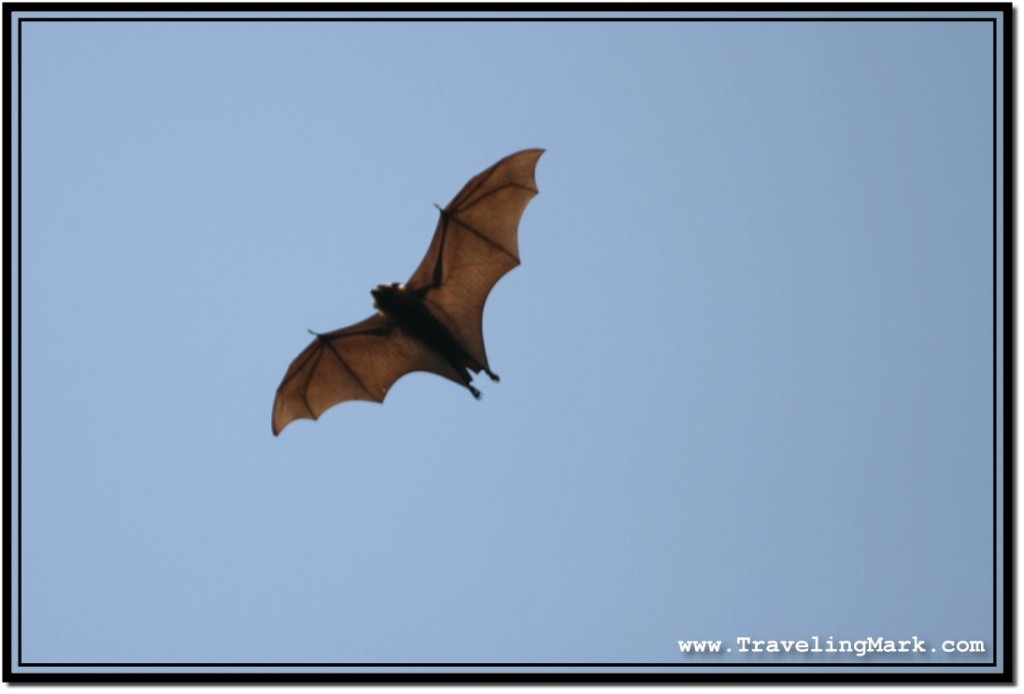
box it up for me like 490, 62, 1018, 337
485, 370, 500, 383
469, 385, 482, 400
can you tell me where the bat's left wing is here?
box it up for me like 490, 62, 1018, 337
406, 149, 544, 375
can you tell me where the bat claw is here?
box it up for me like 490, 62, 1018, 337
486, 370, 500, 383
469, 385, 482, 400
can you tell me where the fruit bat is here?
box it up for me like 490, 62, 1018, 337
272, 149, 544, 435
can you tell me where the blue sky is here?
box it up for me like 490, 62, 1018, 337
13, 11, 1005, 674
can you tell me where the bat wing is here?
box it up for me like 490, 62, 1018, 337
406, 148, 544, 373
272, 313, 465, 435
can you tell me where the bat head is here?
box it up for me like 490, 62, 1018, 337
371, 282, 406, 314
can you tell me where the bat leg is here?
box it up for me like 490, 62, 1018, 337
485, 368, 500, 383
452, 361, 483, 399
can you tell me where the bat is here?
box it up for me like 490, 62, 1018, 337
272, 149, 545, 435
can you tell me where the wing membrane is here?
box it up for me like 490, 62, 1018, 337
407, 149, 543, 371
272, 313, 464, 435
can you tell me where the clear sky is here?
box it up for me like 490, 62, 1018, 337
13, 10, 1005, 675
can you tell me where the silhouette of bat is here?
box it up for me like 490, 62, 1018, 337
272, 149, 544, 435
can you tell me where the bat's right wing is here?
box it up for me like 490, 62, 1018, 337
272, 314, 464, 435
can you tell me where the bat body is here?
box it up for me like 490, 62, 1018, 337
370, 280, 496, 396
272, 149, 544, 435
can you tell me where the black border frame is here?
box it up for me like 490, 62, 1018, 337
4, 2, 1014, 684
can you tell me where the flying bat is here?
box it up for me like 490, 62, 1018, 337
272, 149, 544, 435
